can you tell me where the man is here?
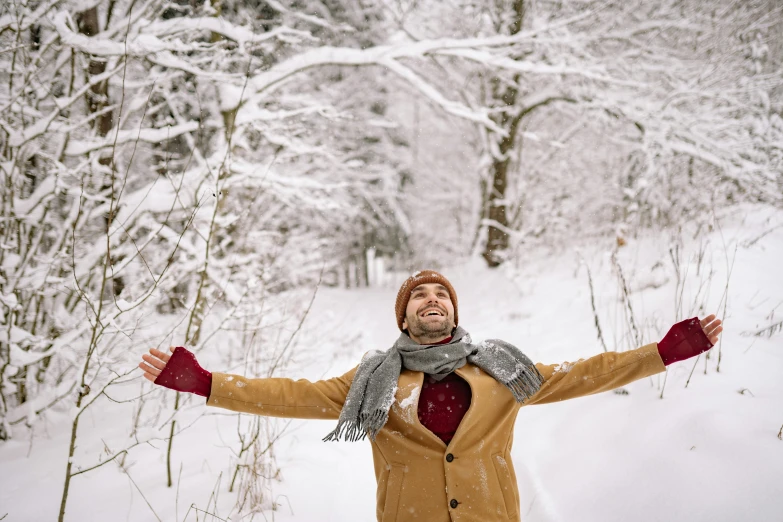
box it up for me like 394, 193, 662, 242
140, 270, 722, 522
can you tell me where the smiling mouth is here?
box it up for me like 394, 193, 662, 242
420, 308, 445, 318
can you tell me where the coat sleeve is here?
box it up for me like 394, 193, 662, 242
524, 342, 666, 406
206, 366, 358, 420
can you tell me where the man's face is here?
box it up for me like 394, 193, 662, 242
402, 283, 455, 343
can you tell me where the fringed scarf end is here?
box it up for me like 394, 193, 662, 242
322, 421, 347, 442
323, 409, 388, 442
507, 364, 544, 403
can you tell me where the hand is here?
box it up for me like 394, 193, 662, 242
700, 314, 723, 345
658, 315, 722, 366
139, 346, 175, 383
138, 346, 213, 397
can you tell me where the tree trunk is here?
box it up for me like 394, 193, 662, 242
480, 1, 527, 267
76, 8, 113, 139
77, 6, 124, 297
483, 139, 513, 267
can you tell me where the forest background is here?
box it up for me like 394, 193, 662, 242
0, 0, 781, 520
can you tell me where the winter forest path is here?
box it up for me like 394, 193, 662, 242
1, 205, 782, 521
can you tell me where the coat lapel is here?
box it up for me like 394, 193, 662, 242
391, 370, 447, 449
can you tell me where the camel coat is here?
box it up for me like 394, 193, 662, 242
207, 342, 666, 521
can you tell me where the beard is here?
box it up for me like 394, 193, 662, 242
405, 312, 455, 343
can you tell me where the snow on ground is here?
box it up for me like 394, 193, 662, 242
1, 204, 782, 521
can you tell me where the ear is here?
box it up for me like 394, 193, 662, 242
402, 318, 408, 330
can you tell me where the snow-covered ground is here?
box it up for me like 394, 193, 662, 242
2, 205, 782, 521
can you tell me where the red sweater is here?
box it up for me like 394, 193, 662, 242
155, 318, 713, 444
416, 336, 471, 443
418, 371, 471, 443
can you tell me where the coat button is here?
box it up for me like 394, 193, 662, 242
450, 499, 459, 508
446, 453, 454, 462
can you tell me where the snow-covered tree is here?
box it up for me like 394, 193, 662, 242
0, 0, 779, 518
380, 0, 782, 265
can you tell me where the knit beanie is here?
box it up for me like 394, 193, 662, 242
394, 270, 458, 331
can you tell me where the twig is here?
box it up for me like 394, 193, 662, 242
659, 369, 668, 399
205, 472, 223, 521
669, 242, 683, 319
741, 320, 783, 338
71, 429, 167, 477
71, 449, 128, 477
183, 504, 230, 522
684, 354, 700, 389
740, 223, 783, 248
581, 258, 608, 352
120, 468, 163, 522
105, 439, 163, 522
712, 211, 736, 373
269, 265, 324, 374
9, 381, 77, 425
176, 464, 182, 522
612, 252, 641, 348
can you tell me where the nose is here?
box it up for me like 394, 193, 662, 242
425, 293, 443, 306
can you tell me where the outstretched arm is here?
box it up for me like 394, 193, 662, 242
526, 315, 722, 406
139, 347, 356, 420
207, 368, 357, 420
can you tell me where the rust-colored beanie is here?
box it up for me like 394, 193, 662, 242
394, 270, 458, 331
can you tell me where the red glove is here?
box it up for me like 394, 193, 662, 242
657, 317, 714, 366
154, 346, 212, 397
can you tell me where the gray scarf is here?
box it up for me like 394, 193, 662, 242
323, 326, 543, 442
